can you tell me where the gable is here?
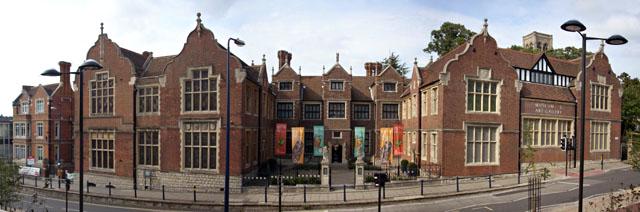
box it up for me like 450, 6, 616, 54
530, 54, 555, 73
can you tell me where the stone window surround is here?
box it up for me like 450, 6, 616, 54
89, 70, 116, 117
180, 66, 220, 115
13, 122, 29, 138
35, 99, 45, 114
590, 81, 611, 112
464, 73, 502, 114
464, 123, 501, 167
278, 81, 293, 91
137, 129, 161, 169
329, 79, 345, 91
430, 132, 438, 163
382, 81, 397, 92
136, 84, 161, 116
522, 116, 573, 148
332, 131, 342, 139
590, 121, 610, 152
89, 129, 116, 173
36, 145, 44, 161
276, 100, 295, 119
352, 102, 371, 120
327, 100, 347, 119
35, 122, 44, 139
21, 101, 29, 115
430, 87, 438, 115
302, 102, 322, 120
381, 102, 400, 120
180, 120, 220, 174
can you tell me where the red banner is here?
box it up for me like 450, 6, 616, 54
393, 124, 403, 156
275, 123, 287, 156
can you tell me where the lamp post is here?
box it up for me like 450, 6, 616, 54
560, 19, 627, 212
42, 59, 103, 212
224, 37, 245, 212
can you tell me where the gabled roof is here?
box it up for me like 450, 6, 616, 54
352, 76, 374, 101
119, 47, 149, 74
520, 82, 575, 102
420, 43, 468, 86
12, 83, 59, 106
498, 48, 579, 77
143, 55, 175, 77
43, 84, 59, 96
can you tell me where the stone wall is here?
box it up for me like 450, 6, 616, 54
135, 169, 242, 192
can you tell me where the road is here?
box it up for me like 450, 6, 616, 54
332, 167, 640, 212
11, 193, 180, 212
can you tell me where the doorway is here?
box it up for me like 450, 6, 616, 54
332, 145, 342, 163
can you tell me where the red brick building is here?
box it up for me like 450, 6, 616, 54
12, 61, 75, 176
400, 20, 622, 176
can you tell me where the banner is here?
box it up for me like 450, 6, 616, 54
291, 127, 305, 164
275, 123, 287, 156
313, 126, 324, 156
393, 124, 404, 156
354, 127, 365, 159
379, 128, 393, 163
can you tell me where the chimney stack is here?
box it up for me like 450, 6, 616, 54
59, 61, 71, 85
364, 62, 383, 76
277, 50, 292, 69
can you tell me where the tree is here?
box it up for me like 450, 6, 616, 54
0, 159, 20, 210
380, 52, 409, 76
619, 72, 640, 134
424, 22, 476, 56
509, 45, 592, 60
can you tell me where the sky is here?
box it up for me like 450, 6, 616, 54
0, 0, 638, 116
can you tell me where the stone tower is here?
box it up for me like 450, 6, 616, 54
523, 31, 553, 51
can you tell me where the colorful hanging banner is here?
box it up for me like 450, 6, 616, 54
379, 128, 393, 163
393, 124, 404, 156
313, 126, 324, 157
354, 127, 366, 159
291, 127, 305, 164
275, 123, 287, 156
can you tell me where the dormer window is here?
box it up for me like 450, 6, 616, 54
383, 82, 397, 92
330, 80, 344, 91
278, 81, 293, 91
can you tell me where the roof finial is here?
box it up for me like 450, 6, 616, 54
251, 60, 254, 66
336, 52, 340, 63
262, 54, 266, 64
196, 12, 202, 25
414, 57, 418, 65
100, 22, 104, 35
349, 66, 353, 74
271, 67, 274, 76
430, 55, 433, 63
482, 18, 489, 36
598, 40, 605, 53
322, 65, 326, 74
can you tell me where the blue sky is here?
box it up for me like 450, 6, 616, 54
0, 0, 638, 116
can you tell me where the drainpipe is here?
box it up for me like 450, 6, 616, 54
417, 89, 422, 175
257, 85, 262, 167
518, 94, 522, 180
132, 84, 138, 194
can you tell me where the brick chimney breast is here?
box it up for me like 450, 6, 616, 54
277, 50, 292, 69
364, 62, 383, 76
59, 61, 71, 85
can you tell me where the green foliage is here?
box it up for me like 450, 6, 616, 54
509, 45, 592, 60
270, 176, 321, 185
0, 159, 20, 208
424, 22, 476, 56
365, 175, 375, 183
629, 134, 640, 171
619, 73, 640, 133
380, 52, 409, 76
408, 162, 418, 177
400, 159, 409, 172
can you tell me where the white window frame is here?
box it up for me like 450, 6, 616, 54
332, 131, 342, 139
431, 87, 438, 115
137, 129, 161, 167
421, 132, 428, 161
465, 78, 500, 114
421, 90, 428, 116
430, 132, 438, 163
21, 101, 29, 115
590, 121, 610, 152
181, 121, 220, 172
137, 85, 161, 115
36, 122, 44, 138
522, 117, 573, 148
590, 82, 611, 112
90, 130, 116, 171
181, 66, 220, 114
465, 124, 501, 166
89, 71, 116, 116
54, 121, 60, 139
35, 99, 44, 114
36, 146, 44, 161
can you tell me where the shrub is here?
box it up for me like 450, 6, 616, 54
408, 162, 418, 176
401, 160, 409, 172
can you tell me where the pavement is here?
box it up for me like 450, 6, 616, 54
11, 160, 632, 211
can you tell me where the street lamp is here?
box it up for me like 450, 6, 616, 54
42, 59, 103, 212
560, 19, 627, 212
224, 37, 245, 212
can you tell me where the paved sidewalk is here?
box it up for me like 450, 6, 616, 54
18, 160, 630, 209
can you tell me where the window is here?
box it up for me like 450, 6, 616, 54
14, 145, 26, 159
278, 82, 293, 91
411, 95, 417, 117
183, 121, 218, 170
383, 82, 396, 92
21, 102, 29, 114
138, 86, 159, 114
421, 91, 428, 115
431, 87, 438, 115
466, 126, 498, 165
54, 122, 60, 139
591, 84, 610, 111
277, 102, 294, 119
330, 81, 344, 91
184, 69, 218, 112
328, 102, 346, 118
91, 130, 115, 170
36, 146, 44, 161
303, 103, 321, 120
14, 123, 29, 138
590, 121, 610, 151
430, 133, 438, 163
382, 103, 399, 120
421, 132, 428, 161
138, 130, 159, 166
36, 100, 44, 113
332, 131, 342, 139
352, 104, 370, 120
523, 118, 573, 147
36, 122, 44, 138
90, 72, 114, 115
467, 80, 498, 112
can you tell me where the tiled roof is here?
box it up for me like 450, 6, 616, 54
420, 43, 468, 86
143, 55, 175, 77
43, 83, 59, 96
352, 76, 374, 101
520, 82, 575, 102
119, 48, 149, 74
301, 76, 323, 101
498, 48, 580, 77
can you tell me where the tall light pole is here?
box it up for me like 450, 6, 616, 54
560, 19, 627, 212
42, 59, 103, 212
225, 37, 245, 212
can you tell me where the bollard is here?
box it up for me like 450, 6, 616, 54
601, 154, 604, 170
456, 176, 460, 192
383, 184, 386, 199
134, 187, 137, 198
421, 180, 424, 195
162, 185, 166, 200
264, 184, 268, 203
22, 175, 25, 185
108, 182, 112, 196
35, 176, 38, 187
58, 178, 61, 189
488, 175, 492, 188
303, 184, 307, 203
193, 186, 197, 202
343, 184, 346, 202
